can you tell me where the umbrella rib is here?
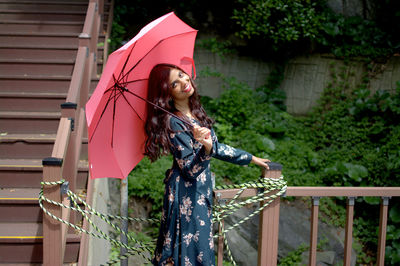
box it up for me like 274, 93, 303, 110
89, 87, 119, 143
111, 87, 118, 148
119, 32, 193, 83
116, 86, 145, 122
117, 41, 137, 83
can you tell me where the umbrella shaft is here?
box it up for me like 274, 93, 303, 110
123, 87, 193, 128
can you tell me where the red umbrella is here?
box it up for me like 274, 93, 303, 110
86, 12, 197, 179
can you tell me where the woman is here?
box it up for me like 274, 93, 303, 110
145, 64, 270, 265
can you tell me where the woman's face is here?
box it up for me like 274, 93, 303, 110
168, 68, 194, 102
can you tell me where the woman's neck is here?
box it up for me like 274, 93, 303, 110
174, 100, 192, 118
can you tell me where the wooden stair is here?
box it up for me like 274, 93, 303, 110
0, 0, 111, 264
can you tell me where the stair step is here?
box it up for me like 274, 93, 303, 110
0, 32, 80, 46
0, 188, 42, 222
0, 91, 67, 112
0, 110, 60, 119
0, 43, 77, 49
0, 110, 61, 134
0, 187, 86, 222
0, 2, 88, 12
0, 187, 39, 203
0, 159, 89, 189
0, 133, 89, 160
0, 222, 80, 263
0, 76, 98, 94
0, 9, 86, 21
0, 74, 72, 93
0, 21, 83, 33
0, 133, 56, 160
0, 59, 75, 76
0, 47, 78, 60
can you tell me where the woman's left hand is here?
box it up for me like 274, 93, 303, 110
251, 156, 271, 170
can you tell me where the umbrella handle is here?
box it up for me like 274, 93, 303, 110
182, 56, 196, 80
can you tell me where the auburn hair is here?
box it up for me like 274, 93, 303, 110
144, 64, 214, 162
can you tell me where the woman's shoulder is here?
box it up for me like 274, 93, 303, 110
169, 116, 189, 131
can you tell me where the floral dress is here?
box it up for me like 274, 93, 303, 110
152, 116, 253, 266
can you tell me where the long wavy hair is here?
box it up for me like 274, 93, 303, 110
144, 64, 214, 162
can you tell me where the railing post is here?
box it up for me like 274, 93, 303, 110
42, 118, 72, 265
377, 197, 390, 266
344, 197, 355, 266
257, 163, 282, 266
42, 159, 65, 266
309, 196, 320, 266
215, 192, 225, 266
120, 178, 129, 266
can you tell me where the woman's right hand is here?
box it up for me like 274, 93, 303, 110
192, 125, 212, 154
251, 156, 270, 170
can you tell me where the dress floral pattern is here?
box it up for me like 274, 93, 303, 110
152, 117, 252, 265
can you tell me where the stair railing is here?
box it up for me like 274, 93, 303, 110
215, 171, 400, 266
42, 1, 102, 265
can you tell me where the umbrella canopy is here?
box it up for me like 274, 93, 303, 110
86, 12, 197, 179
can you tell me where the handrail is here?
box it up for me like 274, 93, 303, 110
51, 118, 72, 159
63, 46, 88, 113
215, 174, 400, 266
42, 0, 102, 265
215, 186, 400, 199
102, 0, 114, 68
286, 186, 400, 197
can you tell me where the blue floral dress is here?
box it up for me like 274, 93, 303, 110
152, 116, 252, 266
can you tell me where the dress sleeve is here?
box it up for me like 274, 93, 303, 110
169, 117, 211, 180
210, 129, 253, 165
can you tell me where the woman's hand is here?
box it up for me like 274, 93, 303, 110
192, 125, 212, 154
251, 156, 271, 170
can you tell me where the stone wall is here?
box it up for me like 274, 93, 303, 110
193, 45, 400, 115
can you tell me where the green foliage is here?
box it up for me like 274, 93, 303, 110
386, 202, 400, 264
197, 38, 235, 59
109, 231, 154, 265
232, 0, 324, 46
316, 12, 393, 58
128, 156, 172, 215
111, 0, 399, 60
278, 244, 308, 266
304, 64, 400, 264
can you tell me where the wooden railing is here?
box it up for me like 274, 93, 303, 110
42, 1, 102, 265
214, 167, 400, 266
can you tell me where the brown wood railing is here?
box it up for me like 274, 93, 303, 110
214, 167, 400, 266
42, 1, 103, 265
